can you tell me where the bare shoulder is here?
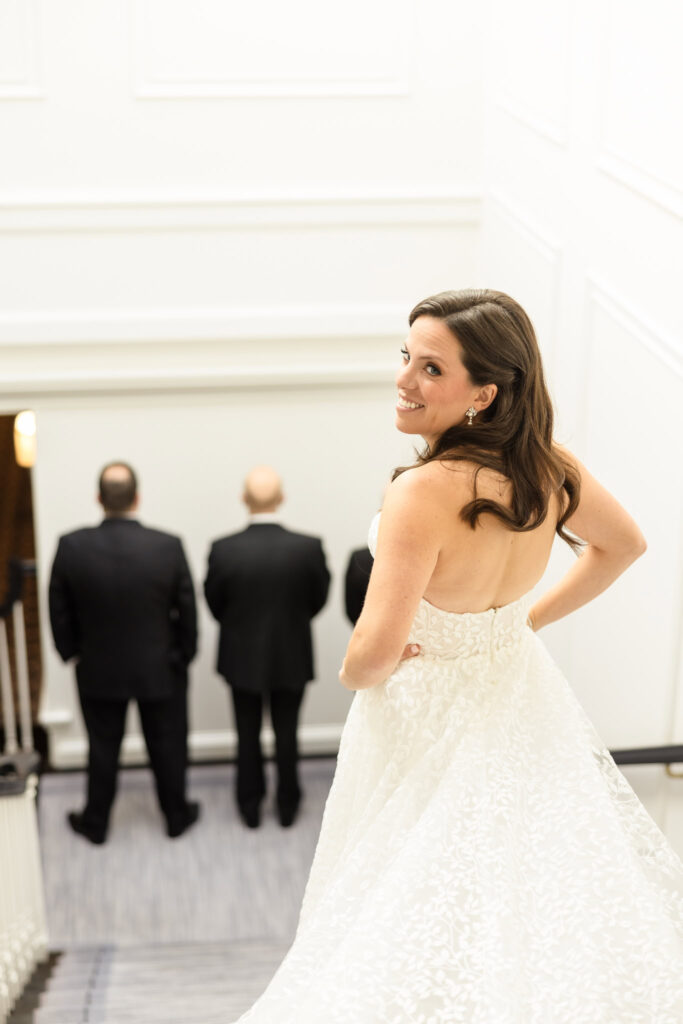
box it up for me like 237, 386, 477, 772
431, 458, 512, 507
385, 460, 501, 519
387, 461, 465, 502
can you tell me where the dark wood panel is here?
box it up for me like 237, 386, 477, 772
0, 415, 43, 721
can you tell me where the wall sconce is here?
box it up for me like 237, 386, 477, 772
14, 410, 36, 468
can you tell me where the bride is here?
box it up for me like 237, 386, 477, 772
232, 289, 683, 1023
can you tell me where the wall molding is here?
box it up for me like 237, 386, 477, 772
597, 148, 683, 221
587, 277, 683, 380
0, 361, 397, 399
132, 0, 411, 99
49, 723, 342, 769
0, 189, 481, 232
488, 191, 563, 264
0, 304, 405, 396
0, 0, 43, 100
0, 304, 406, 345
491, 0, 571, 149
597, 0, 681, 222
0, 82, 43, 100
494, 93, 568, 148
486, 191, 564, 373
134, 74, 410, 101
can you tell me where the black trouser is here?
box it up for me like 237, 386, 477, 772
230, 687, 304, 814
78, 686, 189, 836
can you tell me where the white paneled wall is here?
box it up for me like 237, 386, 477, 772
480, 195, 562, 386
0, 0, 483, 767
134, 0, 412, 98
480, 0, 683, 844
598, 0, 682, 218
575, 287, 682, 744
0, 0, 482, 190
0, 0, 42, 99
493, 0, 572, 146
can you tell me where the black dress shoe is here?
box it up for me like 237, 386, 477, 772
277, 802, 300, 828
67, 811, 106, 845
168, 801, 201, 839
239, 803, 261, 829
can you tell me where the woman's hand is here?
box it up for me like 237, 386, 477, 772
399, 643, 421, 661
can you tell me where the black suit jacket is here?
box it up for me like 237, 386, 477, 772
49, 518, 197, 701
204, 523, 330, 694
344, 546, 374, 625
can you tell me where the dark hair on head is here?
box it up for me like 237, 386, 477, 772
98, 462, 138, 514
393, 288, 581, 550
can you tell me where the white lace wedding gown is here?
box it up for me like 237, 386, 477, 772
232, 516, 683, 1023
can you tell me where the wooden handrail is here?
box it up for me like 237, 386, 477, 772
610, 745, 683, 766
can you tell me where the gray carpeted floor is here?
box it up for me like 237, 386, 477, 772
38, 758, 337, 950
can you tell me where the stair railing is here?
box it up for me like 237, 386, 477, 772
0, 559, 48, 1024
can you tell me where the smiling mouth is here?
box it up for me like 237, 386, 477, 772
397, 396, 424, 410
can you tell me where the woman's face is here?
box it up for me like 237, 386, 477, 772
395, 315, 493, 447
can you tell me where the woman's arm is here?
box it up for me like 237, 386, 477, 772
528, 449, 646, 631
340, 468, 443, 690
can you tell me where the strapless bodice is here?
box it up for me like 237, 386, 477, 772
407, 596, 530, 661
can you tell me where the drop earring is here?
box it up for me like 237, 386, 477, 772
466, 406, 477, 426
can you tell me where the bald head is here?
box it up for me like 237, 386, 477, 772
243, 465, 283, 514
98, 462, 138, 515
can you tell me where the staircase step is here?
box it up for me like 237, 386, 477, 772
9, 940, 286, 1023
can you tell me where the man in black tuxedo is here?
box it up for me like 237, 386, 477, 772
204, 466, 330, 829
48, 462, 199, 844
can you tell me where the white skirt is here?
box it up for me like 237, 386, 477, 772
232, 598, 683, 1023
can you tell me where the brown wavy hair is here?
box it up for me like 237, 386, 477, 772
392, 289, 581, 549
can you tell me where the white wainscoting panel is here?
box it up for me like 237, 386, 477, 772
0, 0, 42, 98
598, 152, 683, 222
569, 281, 683, 750
479, 194, 562, 379
479, 0, 682, 848
492, 0, 571, 145
0, 193, 480, 314
585, 280, 682, 379
0, 305, 402, 396
0, 2, 484, 189
133, 0, 412, 97
597, 0, 683, 218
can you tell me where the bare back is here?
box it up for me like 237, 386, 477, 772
419, 461, 561, 613
345, 444, 645, 692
